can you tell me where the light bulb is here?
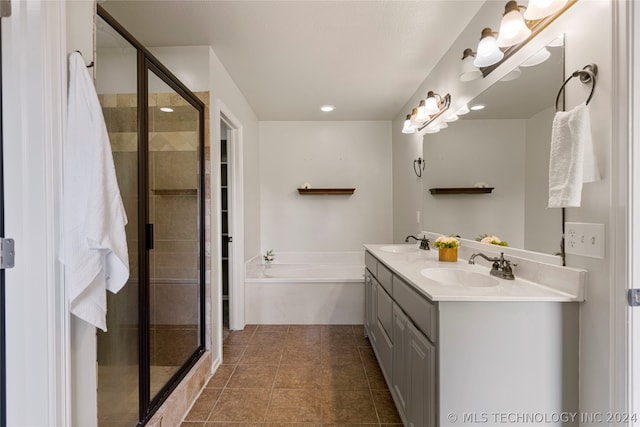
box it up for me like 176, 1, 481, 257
524, 0, 568, 20
473, 28, 504, 68
444, 113, 459, 122
415, 100, 430, 122
402, 114, 416, 134
424, 91, 440, 115
496, 1, 531, 48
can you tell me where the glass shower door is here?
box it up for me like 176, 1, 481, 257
146, 70, 202, 401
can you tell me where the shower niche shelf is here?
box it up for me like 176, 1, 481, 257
429, 187, 494, 195
297, 188, 356, 195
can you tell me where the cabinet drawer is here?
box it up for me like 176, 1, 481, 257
393, 276, 437, 343
377, 283, 393, 340
377, 262, 393, 294
365, 251, 378, 276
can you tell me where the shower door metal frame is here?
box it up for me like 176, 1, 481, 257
97, 6, 206, 426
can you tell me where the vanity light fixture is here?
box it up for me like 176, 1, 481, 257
438, 122, 449, 130
473, 28, 504, 68
496, 1, 531, 48
470, 104, 486, 111
524, 0, 569, 20
459, 48, 483, 82
460, 0, 575, 78
520, 47, 551, 67
400, 92, 451, 134
320, 104, 335, 112
160, 107, 174, 113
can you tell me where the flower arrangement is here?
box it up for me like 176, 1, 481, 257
476, 234, 508, 246
433, 235, 460, 249
263, 249, 275, 264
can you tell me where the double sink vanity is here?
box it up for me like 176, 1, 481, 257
363, 239, 585, 427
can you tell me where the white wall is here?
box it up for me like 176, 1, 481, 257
207, 47, 261, 261
392, 0, 617, 420
422, 119, 526, 247
259, 121, 392, 251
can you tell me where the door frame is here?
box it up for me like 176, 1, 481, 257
215, 102, 245, 333
2, 0, 69, 425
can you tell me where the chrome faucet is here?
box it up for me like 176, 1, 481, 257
468, 252, 516, 280
405, 235, 430, 250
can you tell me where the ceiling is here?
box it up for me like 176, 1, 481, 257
100, 0, 484, 121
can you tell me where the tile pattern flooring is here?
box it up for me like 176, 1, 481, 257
181, 324, 402, 426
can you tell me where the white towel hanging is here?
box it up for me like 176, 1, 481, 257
548, 102, 601, 208
62, 51, 129, 331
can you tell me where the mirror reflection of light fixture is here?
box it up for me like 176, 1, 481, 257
456, 105, 470, 115
459, 48, 483, 82
524, 0, 569, 20
520, 47, 551, 66
400, 92, 452, 135
473, 28, 504, 68
402, 114, 416, 134
444, 113, 459, 122
496, 1, 531, 48
424, 126, 440, 134
500, 67, 522, 81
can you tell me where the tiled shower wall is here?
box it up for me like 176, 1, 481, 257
98, 92, 210, 367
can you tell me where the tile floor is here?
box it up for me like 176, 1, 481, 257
181, 324, 402, 426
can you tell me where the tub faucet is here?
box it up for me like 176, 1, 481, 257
468, 252, 516, 280
405, 235, 430, 250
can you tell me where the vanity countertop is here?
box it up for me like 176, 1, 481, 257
364, 244, 585, 303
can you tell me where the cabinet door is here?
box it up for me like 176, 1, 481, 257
407, 323, 436, 427
392, 304, 409, 423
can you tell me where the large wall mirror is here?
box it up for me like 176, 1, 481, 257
422, 35, 564, 256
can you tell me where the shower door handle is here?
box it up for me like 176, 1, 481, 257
146, 223, 154, 250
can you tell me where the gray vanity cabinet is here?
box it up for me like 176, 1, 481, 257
364, 251, 437, 427
406, 321, 436, 427
391, 304, 409, 419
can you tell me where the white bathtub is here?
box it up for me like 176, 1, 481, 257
245, 252, 365, 324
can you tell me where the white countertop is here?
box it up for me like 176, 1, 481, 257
364, 244, 584, 302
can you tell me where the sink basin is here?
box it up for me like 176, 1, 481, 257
420, 268, 499, 287
380, 244, 419, 254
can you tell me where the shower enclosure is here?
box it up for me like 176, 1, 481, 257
95, 7, 206, 426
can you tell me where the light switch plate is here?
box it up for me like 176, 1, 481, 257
565, 222, 605, 259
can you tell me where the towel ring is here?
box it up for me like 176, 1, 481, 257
555, 64, 597, 111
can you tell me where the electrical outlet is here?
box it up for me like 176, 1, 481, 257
564, 222, 605, 258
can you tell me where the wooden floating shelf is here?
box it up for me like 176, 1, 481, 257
297, 188, 355, 195
152, 188, 198, 196
429, 187, 494, 195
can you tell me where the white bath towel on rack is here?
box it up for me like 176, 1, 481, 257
548, 102, 600, 208
62, 51, 129, 331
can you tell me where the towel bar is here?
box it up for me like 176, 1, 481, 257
555, 63, 597, 111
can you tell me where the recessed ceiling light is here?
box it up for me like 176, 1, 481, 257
160, 107, 174, 113
470, 104, 486, 111
320, 105, 335, 112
